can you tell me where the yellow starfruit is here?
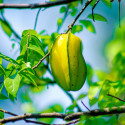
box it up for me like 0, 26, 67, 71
50, 32, 87, 91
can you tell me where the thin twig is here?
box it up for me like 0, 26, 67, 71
0, 109, 17, 116
34, 8, 42, 30
25, 33, 29, 62
32, 52, 50, 69
0, 112, 65, 124
57, 6, 69, 33
64, 105, 125, 121
119, 0, 121, 27
0, 12, 21, 41
0, 0, 78, 9
81, 101, 90, 111
65, 91, 82, 112
64, 119, 80, 125
44, 63, 82, 112
66, 0, 93, 33
92, 0, 100, 21
8, 69, 14, 77
24, 119, 50, 125
107, 93, 125, 102
1, 106, 125, 124
0, 109, 50, 125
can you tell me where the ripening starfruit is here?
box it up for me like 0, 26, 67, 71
50, 32, 87, 91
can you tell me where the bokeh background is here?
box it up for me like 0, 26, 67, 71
0, 0, 125, 124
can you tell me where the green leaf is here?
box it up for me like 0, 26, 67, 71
72, 25, 83, 34
90, 0, 97, 7
85, 117, 106, 125
102, 0, 111, 7
28, 45, 45, 57
60, 6, 66, 13
42, 77, 54, 83
18, 62, 32, 74
39, 30, 46, 35
30, 85, 45, 93
117, 113, 125, 125
20, 30, 45, 65
5, 63, 17, 78
22, 62, 31, 69
95, 70, 107, 81
12, 43, 15, 49
0, 83, 4, 93
57, 18, 63, 26
20, 72, 37, 87
0, 65, 6, 77
51, 104, 64, 113
80, 115, 87, 123
0, 58, 2, 65
86, 64, 93, 86
40, 35, 51, 40
88, 81, 104, 100
98, 80, 123, 108
76, 93, 87, 100
4, 74, 21, 97
0, 0, 3, 3
51, 32, 59, 40
106, 115, 117, 125
89, 98, 98, 106
22, 29, 38, 37
80, 20, 96, 33
39, 34, 52, 52
70, 8, 77, 16
88, 14, 107, 22
51, 104, 64, 112
9, 93, 16, 102
0, 108, 4, 119
0, 19, 12, 37
66, 103, 76, 111
112, 51, 125, 71
0, 52, 19, 65
69, 1, 79, 7
105, 40, 122, 62
0, 93, 8, 100
65, 101, 77, 114
21, 91, 32, 103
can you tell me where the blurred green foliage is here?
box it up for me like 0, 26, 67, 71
0, 0, 124, 124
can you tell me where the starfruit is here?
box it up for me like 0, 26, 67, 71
50, 32, 87, 91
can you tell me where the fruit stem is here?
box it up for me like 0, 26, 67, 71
65, 91, 82, 112
66, 0, 93, 33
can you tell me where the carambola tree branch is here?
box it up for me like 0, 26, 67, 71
0, 109, 51, 125
66, 0, 93, 33
107, 93, 125, 102
92, 0, 100, 21
32, 52, 50, 70
32, 0, 93, 70
0, 106, 125, 124
0, 0, 78, 9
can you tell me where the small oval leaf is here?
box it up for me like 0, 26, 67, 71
60, 6, 66, 13
80, 20, 96, 33
57, 18, 63, 26
77, 93, 87, 100
88, 14, 107, 22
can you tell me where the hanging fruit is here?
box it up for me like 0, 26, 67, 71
50, 32, 87, 91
